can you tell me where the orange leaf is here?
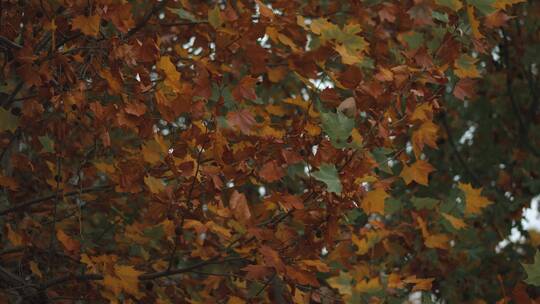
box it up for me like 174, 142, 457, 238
459, 183, 492, 215
412, 121, 439, 157
72, 15, 100, 37
6, 224, 23, 246
400, 160, 435, 186
57, 229, 80, 252
361, 187, 388, 215
424, 233, 450, 249
230, 190, 251, 222
442, 213, 467, 230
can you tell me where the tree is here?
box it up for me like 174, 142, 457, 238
0, 0, 538, 303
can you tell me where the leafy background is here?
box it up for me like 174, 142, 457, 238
0, 0, 539, 303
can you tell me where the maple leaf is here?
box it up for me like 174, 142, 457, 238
453, 78, 477, 101
232, 76, 258, 101
454, 54, 481, 78
400, 160, 435, 186
157, 56, 181, 90
57, 229, 80, 252
312, 163, 342, 194
227, 109, 257, 134
260, 245, 286, 273
361, 187, 388, 215
71, 15, 100, 37
425, 233, 450, 249
441, 213, 467, 230
208, 6, 223, 29
259, 160, 285, 182
522, 250, 540, 286
0, 108, 19, 133
328, 271, 353, 297
435, 0, 464, 11
230, 190, 251, 222
459, 183, 492, 215
321, 111, 354, 148
242, 264, 272, 280
144, 176, 165, 193
412, 121, 439, 157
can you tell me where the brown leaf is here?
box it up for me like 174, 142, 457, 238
453, 78, 477, 101
230, 190, 251, 222
259, 160, 285, 182
72, 15, 101, 37
227, 109, 256, 134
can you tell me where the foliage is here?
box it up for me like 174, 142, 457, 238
0, 0, 539, 303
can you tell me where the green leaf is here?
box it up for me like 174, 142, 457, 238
321, 111, 354, 148
467, 0, 496, 15
0, 108, 19, 133
38, 135, 55, 153
208, 6, 222, 29
411, 197, 439, 210
167, 7, 200, 23
523, 250, 540, 286
384, 198, 402, 215
312, 163, 342, 194
403, 31, 424, 50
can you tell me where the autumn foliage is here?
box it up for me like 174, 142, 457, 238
0, 0, 539, 303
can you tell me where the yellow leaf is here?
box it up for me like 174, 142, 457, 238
411, 103, 433, 122
412, 121, 439, 157
328, 271, 353, 296
351, 128, 363, 146
459, 183, 493, 215
335, 44, 364, 65
144, 175, 165, 193
454, 54, 481, 78
355, 277, 381, 293
493, 0, 525, 10
400, 160, 435, 186
435, 0, 463, 11
157, 56, 181, 91
29, 261, 43, 278
6, 224, 23, 246
205, 221, 232, 239
351, 234, 370, 255
404, 275, 435, 291
441, 213, 467, 230
361, 188, 387, 215
425, 233, 450, 249
305, 122, 321, 136
467, 6, 484, 40
94, 161, 115, 174
283, 96, 308, 110
142, 139, 164, 164
114, 265, 144, 299
72, 15, 100, 37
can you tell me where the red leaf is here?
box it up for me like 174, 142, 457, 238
259, 161, 285, 182
227, 109, 256, 134
453, 78, 477, 101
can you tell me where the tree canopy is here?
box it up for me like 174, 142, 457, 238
0, 0, 539, 303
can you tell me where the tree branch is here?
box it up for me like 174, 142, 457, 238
0, 185, 112, 216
